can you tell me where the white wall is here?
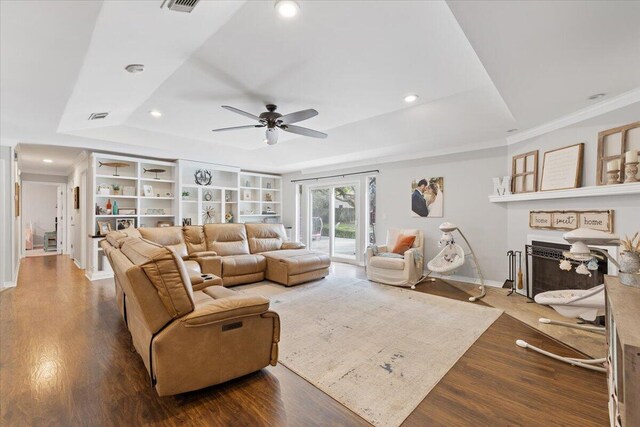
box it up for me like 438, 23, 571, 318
506, 102, 640, 254
0, 146, 11, 284
283, 146, 509, 284
0, 144, 20, 287
21, 181, 58, 248
67, 153, 89, 267
20, 173, 67, 184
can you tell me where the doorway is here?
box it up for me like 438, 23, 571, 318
308, 183, 359, 263
22, 181, 65, 257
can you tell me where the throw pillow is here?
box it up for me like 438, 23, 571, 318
392, 234, 416, 254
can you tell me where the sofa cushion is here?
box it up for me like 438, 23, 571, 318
139, 226, 188, 260
387, 228, 421, 249
369, 255, 405, 270
245, 223, 287, 253
392, 234, 417, 254
182, 226, 207, 255
204, 224, 250, 256
120, 238, 194, 319
221, 254, 266, 277
261, 250, 330, 275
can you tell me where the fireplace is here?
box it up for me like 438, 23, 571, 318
527, 240, 609, 298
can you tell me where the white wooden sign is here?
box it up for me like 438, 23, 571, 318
529, 210, 613, 232
540, 143, 584, 191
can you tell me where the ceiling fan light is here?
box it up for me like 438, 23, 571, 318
275, 0, 299, 18
265, 128, 278, 145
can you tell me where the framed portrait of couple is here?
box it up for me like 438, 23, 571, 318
411, 177, 444, 218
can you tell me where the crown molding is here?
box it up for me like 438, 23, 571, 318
506, 87, 640, 145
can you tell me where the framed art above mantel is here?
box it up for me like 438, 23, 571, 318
540, 143, 584, 191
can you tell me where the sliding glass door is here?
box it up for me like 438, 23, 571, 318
333, 185, 356, 260
310, 188, 330, 255
308, 183, 359, 262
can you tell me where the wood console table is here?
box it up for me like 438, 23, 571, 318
605, 275, 640, 427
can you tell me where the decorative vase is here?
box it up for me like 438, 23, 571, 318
619, 251, 640, 288
624, 162, 639, 183
606, 169, 621, 185
620, 251, 640, 273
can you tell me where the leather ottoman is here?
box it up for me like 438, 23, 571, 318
262, 250, 331, 286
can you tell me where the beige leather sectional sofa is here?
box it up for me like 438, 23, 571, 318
100, 223, 330, 396
101, 233, 280, 396
136, 223, 331, 286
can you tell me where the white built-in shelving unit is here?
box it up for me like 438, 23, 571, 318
86, 156, 283, 280
87, 153, 177, 280
238, 172, 282, 223
178, 160, 240, 225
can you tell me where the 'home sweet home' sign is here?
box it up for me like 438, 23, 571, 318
529, 210, 613, 232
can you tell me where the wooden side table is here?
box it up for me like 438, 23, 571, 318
605, 275, 640, 426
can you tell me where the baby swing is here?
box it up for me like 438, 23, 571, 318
426, 222, 486, 302
516, 228, 619, 373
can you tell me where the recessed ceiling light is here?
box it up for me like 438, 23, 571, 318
43, 159, 53, 163
149, 110, 162, 118
506, 128, 519, 133
275, 0, 299, 18
125, 64, 145, 74
404, 94, 419, 103
588, 93, 606, 100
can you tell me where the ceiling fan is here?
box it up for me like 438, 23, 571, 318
212, 104, 327, 145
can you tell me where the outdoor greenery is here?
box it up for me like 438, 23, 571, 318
312, 187, 357, 239
322, 222, 356, 239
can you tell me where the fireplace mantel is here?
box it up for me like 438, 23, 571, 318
489, 182, 640, 203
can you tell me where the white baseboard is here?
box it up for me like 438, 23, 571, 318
428, 272, 503, 288
85, 270, 113, 281
1, 281, 17, 291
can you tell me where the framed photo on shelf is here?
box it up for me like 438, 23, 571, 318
116, 218, 135, 231
143, 185, 154, 197
540, 143, 584, 191
118, 208, 136, 215
97, 221, 112, 236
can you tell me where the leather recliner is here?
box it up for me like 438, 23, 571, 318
100, 234, 280, 396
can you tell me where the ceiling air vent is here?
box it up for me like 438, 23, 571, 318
88, 112, 109, 120
163, 0, 200, 13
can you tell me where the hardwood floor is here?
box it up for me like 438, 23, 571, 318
1, 256, 608, 426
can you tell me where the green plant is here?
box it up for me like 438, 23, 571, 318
182, 191, 190, 197
321, 223, 356, 239
112, 184, 121, 191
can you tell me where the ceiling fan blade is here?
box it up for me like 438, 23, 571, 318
280, 124, 327, 139
212, 124, 265, 132
278, 109, 319, 125
221, 105, 261, 121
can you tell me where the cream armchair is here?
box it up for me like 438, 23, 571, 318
366, 228, 424, 289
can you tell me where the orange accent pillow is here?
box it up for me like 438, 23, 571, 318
392, 234, 416, 254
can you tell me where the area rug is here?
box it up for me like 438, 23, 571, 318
239, 277, 502, 427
